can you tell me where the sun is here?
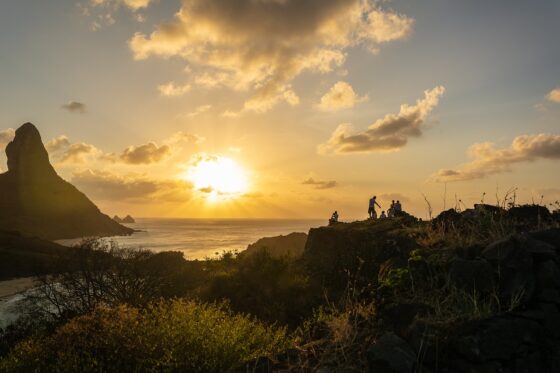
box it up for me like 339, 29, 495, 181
187, 156, 249, 199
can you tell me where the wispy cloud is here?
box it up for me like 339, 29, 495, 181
432, 134, 560, 182
158, 82, 191, 97
319, 86, 445, 154
302, 177, 338, 189
62, 101, 87, 114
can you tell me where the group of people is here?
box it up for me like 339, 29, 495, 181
369, 196, 402, 219
329, 196, 403, 225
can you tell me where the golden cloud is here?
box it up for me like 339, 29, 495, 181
72, 169, 193, 202
0, 128, 15, 149
319, 85, 445, 154
158, 82, 191, 97
433, 134, 560, 182
120, 142, 171, 164
547, 88, 560, 103
129, 0, 413, 113
317, 81, 368, 111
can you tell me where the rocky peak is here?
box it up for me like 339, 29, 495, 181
5, 122, 56, 178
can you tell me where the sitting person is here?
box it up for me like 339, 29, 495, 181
388, 200, 395, 218
329, 210, 339, 225
380, 211, 387, 219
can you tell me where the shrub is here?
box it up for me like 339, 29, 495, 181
0, 299, 292, 372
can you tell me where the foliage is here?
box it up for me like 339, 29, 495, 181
24, 239, 202, 322
201, 249, 316, 326
0, 300, 292, 372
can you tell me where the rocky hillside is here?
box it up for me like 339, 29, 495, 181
0, 123, 133, 240
240, 209, 560, 372
242, 232, 307, 258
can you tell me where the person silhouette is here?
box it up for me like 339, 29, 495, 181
388, 200, 395, 218
329, 210, 339, 225
368, 196, 381, 219
380, 211, 387, 219
395, 200, 402, 214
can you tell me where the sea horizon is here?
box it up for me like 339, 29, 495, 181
56, 217, 326, 260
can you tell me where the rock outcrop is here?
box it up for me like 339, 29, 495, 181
242, 232, 307, 258
122, 215, 136, 224
0, 123, 133, 240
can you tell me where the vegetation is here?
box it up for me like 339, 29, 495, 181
1, 300, 291, 372
1, 203, 559, 371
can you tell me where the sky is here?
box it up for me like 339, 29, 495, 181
0, 0, 559, 220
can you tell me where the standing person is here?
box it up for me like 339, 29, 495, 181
395, 200, 402, 213
368, 196, 381, 219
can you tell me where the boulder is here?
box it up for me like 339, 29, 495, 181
367, 332, 416, 373
448, 258, 494, 293
482, 235, 535, 302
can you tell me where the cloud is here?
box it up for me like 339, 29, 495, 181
61, 101, 87, 114
120, 142, 171, 164
317, 81, 368, 111
46, 136, 71, 153
72, 169, 192, 202
90, 0, 153, 10
158, 82, 191, 97
302, 177, 338, 189
0, 128, 15, 149
129, 0, 413, 113
547, 88, 560, 103
319, 85, 445, 154
184, 104, 212, 118
60, 143, 99, 163
432, 133, 560, 182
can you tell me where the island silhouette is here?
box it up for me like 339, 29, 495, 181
0, 123, 132, 240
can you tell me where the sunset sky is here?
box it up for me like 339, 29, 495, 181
1, 0, 559, 219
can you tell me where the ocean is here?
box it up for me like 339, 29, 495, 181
1, 218, 325, 327
55, 218, 326, 259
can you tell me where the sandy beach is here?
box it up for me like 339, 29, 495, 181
0, 277, 36, 299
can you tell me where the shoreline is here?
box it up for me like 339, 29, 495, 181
0, 277, 37, 300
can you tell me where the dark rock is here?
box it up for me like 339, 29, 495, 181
536, 288, 560, 304
449, 258, 495, 293
482, 235, 535, 302
304, 219, 418, 293
432, 208, 462, 230
536, 260, 560, 289
113, 215, 123, 223
378, 303, 433, 338
508, 204, 552, 222
242, 232, 307, 259
0, 123, 133, 240
530, 228, 560, 251
122, 215, 136, 224
474, 203, 505, 216
367, 332, 416, 373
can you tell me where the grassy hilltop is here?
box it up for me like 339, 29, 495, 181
2, 204, 560, 372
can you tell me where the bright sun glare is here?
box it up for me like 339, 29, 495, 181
187, 156, 249, 199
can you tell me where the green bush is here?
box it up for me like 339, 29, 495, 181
0, 299, 292, 372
